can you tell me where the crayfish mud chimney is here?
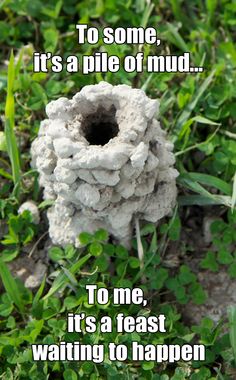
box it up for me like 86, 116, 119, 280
31, 81, 178, 247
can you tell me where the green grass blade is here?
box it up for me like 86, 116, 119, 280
174, 70, 216, 137
141, 3, 155, 28
176, 125, 220, 156
0, 131, 7, 152
192, 115, 220, 125
141, 73, 154, 92
5, 120, 21, 184
0, 258, 24, 314
178, 174, 233, 207
43, 253, 91, 300
231, 172, 236, 212
32, 275, 46, 308
178, 195, 230, 206
228, 306, 236, 366
0, 168, 13, 180
165, 22, 189, 51
178, 174, 214, 198
61, 266, 78, 286
170, 0, 183, 22
4, 50, 21, 191
186, 172, 231, 195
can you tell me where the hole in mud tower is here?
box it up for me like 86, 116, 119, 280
81, 106, 119, 146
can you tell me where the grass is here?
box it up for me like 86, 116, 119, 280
4, 50, 21, 195
0, 258, 25, 315
0, 0, 236, 379
228, 306, 236, 367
